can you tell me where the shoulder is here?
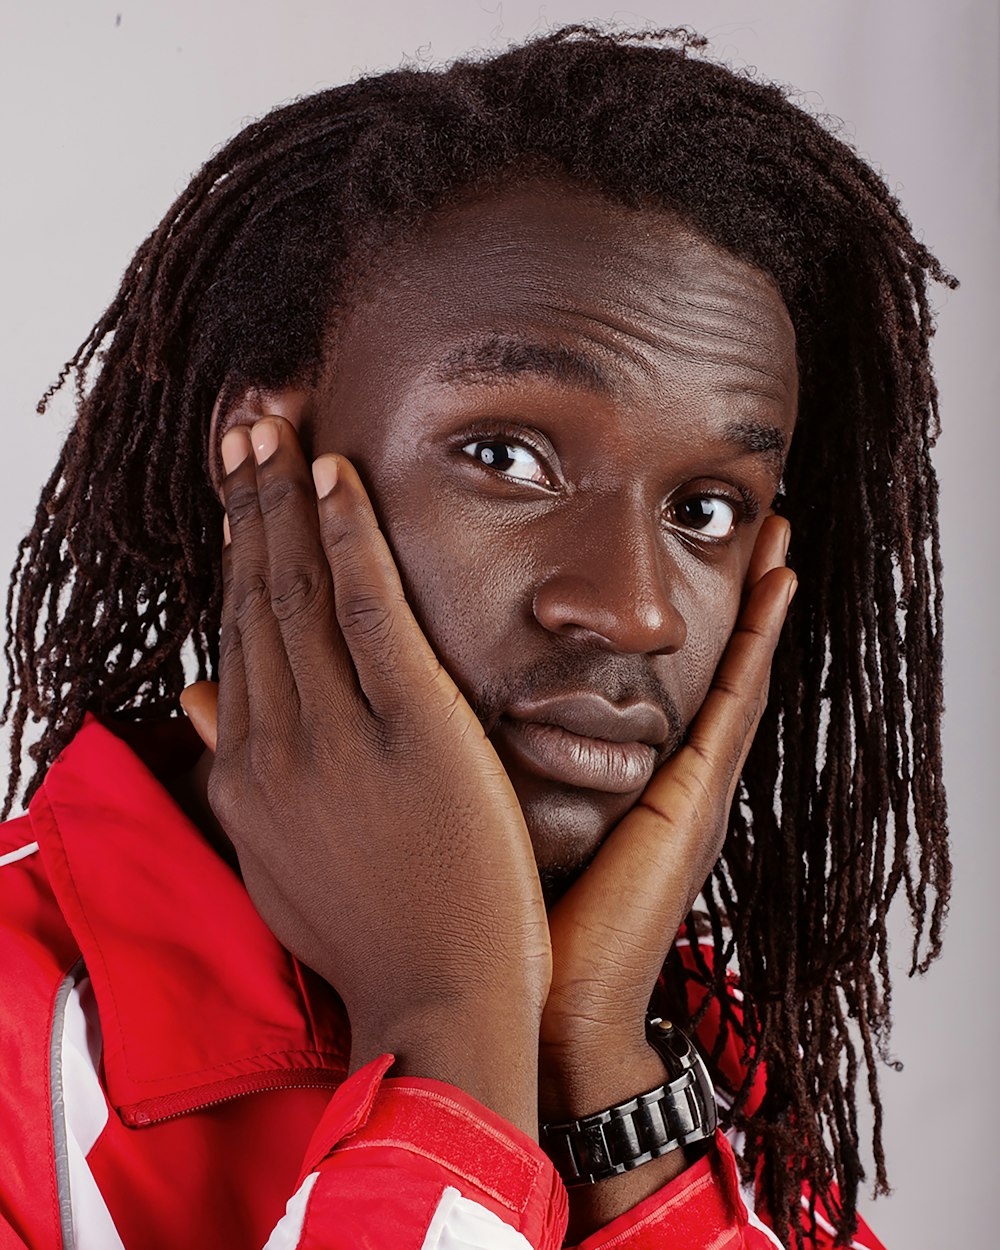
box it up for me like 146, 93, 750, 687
0, 805, 79, 988
0, 809, 37, 859
0, 809, 47, 921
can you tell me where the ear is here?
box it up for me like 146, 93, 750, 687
207, 386, 315, 498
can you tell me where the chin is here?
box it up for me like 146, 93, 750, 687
519, 784, 628, 907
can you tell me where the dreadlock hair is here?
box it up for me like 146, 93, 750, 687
3, 25, 951, 1246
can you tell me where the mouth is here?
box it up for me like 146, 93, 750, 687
493, 693, 670, 795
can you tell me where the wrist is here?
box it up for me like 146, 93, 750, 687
539, 1042, 667, 1125
350, 997, 542, 1140
538, 1017, 717, 1205
540, 1038, 692, 1244
539, 1024, 659, 1123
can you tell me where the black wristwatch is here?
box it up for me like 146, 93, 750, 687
540, 1017, 718, 1187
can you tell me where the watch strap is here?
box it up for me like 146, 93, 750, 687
539, 1017, 718, 1187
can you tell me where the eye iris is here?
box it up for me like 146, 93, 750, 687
680, 498, 717, 529
477, 442, 514, 471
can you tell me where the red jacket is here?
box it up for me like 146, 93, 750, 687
0, 716, 885, 1249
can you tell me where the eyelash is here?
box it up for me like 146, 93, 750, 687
457, 425, 559, 489
457, 425, 760, 541
666, 488, 756, 545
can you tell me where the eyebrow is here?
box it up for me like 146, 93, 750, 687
723, 419, 788, 475
433, 334, 613, 393
432, 332, 789, 474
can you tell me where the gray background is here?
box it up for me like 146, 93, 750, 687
1, 3, 996, 1245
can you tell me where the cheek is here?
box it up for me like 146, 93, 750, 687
373, 484, 533, 698
672, 565, 746, 718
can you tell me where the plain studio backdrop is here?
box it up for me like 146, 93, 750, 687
1, 3, 996, 1245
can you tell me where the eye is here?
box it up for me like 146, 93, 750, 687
461, 439, 552, 486
671, 495, 738, 540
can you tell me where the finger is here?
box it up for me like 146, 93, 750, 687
312, 453, 458, 719
244, 418, 357, 708
682, 564, 795, 789
215, 521, 252, 756
745, 513, 791, 595
180, 681, 219, 753
220, 425, 298, 723
551, 565, 796, 972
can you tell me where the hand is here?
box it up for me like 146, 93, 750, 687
183, 417, 550, 1136
537, 516, 794, 1218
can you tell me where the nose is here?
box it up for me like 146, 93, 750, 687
531, 498, 687, 655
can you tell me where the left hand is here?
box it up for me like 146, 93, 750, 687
538, 515, 795, 1120
538, 515, 793, 1234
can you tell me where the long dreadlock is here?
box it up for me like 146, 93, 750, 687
3, 26, 952, 1246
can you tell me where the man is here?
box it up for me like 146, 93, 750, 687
0, 26, 950, 1250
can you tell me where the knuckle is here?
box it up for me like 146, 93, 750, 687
224, 482, 261, 527
674, 764, 715, 817
233, 573, 270, 622
636, 794, 679, 828
713, 677, 742, 701
318, 506, 354, 557
269, 569, 325, 621
338, 589, 394, 648
256, 474, 296, 517
318, 500, 382, 567
740, 619, 772, 642
207, 763, 242, 825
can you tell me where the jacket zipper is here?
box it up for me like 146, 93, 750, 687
122, 1069, 346, 1126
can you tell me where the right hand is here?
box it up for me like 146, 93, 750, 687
186, 417, 550, 1133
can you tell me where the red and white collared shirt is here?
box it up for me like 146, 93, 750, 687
0, 716, 885, 1249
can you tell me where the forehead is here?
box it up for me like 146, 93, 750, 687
329, 180, 798, 427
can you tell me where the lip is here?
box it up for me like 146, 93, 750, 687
494, 694, 668, 794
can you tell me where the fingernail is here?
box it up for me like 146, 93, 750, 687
251, 420, 279, 464
222, 514, 231, 547
312, 456, 339, 498
221, 426, 251, 474
785, 575, 798, 607
781, 523, 791, 562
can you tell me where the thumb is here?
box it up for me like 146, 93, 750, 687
180, 681, 219, 753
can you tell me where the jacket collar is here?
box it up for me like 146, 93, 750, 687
31, 715, 348, 1123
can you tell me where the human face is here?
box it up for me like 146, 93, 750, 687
311, 182, 798, 893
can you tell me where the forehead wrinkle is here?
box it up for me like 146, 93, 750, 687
530, 290, 794, 401
638, 297, 795, 394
